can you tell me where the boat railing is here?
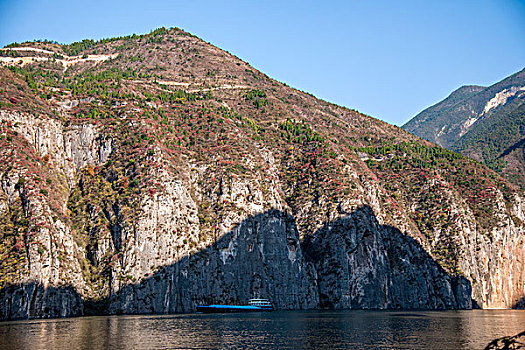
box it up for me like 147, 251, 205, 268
249, 299, 272, 307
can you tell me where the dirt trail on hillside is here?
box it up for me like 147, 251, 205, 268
0, 47, 117, 69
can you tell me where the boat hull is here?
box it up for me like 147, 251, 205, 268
196, 305, 272, 313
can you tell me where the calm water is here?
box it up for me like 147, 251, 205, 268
0, 310, 523, 350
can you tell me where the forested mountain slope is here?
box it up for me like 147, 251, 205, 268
0, 28, 523, 320
403, 69, 525, 187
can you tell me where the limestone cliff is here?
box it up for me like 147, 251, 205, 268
0, 28, 523, 320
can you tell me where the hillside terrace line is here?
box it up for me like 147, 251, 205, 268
0, 47, 251, 93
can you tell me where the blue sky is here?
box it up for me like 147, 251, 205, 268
1, 0, 524, 126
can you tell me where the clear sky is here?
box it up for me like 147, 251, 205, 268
0, 0, 524, 126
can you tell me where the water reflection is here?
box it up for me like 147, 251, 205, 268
0, 310, 524, 350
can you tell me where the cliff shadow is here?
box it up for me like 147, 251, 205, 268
1, 206, 475, 320
0, 282, 83, 320
497, 137, 525, 159
301, 205, 471, 310
513, 295, 525, 309
86, 208, 319, 315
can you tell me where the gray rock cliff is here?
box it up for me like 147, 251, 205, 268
0, 30, 523, 319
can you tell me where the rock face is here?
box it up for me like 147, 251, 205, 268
0, 28, 523, 320
302, 206, 471, 310
103, 207, 470, 314
0, 283, 83, 319
107, 210, 319, 314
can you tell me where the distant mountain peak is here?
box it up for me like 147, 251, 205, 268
403, 68, 525, 187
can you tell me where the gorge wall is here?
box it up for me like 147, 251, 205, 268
0, 28, 523, 320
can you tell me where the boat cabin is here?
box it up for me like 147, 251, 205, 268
249, 299, 272, 308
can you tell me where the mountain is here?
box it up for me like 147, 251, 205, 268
403, 69, 525, 187
0, 28, 524, 320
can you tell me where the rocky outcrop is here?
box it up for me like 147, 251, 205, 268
302, 206, 470, 309
0, 283, 83, 319
106, 210, 319, 314
0, 206, 470, 320
105, 207, 470, 314
459, 216, 525, 309
0, 110, 112, 187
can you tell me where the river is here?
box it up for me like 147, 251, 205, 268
0, 310, 523, 349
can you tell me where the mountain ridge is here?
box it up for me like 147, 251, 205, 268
403, 68, 525, 187
0, 27, 523, 320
